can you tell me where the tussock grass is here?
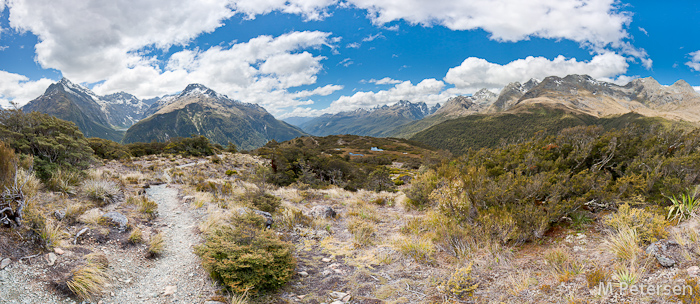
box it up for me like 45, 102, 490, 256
614, 263, 643, 286
16, 168, 41, 200
544, 247, 585, 282
395, 236, 435, 263
84, 252, 109, 269
138, 196, 158, 219
199, 205, 232, 234
120, 171, 147, 185
47, 169, 81, 194
230, 291, 249, 304
66, 263, 110, 300
276, 206, 312, 230
81, 178, 121, 206
40, 219, 67, 249
129, 226, 143, 244
348, 218, 376, 247
147, 232, 165, 258
604, 227, 641, 262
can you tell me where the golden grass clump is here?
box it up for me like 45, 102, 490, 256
46, 168, 81, 194
66, 263, 110, 300
544, 247, 585, 282
15, 168, 41, 200
604, 227, 641, 263
147, 232, 165, 258
40, 219, 68, 249
129, 226, 143, 244
395, 236, 435, 263
81, 178, 121, 206
348, 218, 376, 247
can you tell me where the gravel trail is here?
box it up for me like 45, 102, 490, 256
101, 184, 218, 304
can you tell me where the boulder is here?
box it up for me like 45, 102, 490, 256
646, 239, 680, 268
101, 211, 128, 231
0, 258, 10, 270
309, 205, 336, 219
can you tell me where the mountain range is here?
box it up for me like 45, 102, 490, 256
297, 100, 440, 137
122, 84, 305, 150
16, 74, 700, 152
21, 79, 305, 150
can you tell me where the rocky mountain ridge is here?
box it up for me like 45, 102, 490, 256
298, 100, 441, 137
122, 83, 306, 150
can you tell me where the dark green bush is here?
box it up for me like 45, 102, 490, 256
195, 214, 295, 294
251, 193, 282, 214
88, 138, 131, 160
0, 110, 94, 180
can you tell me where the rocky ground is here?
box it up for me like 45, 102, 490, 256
2, 153, 700, 303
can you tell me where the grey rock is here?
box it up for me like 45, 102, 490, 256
204, 302, 227, 304
646, 240, 678, 267
0, 258, 10, 269
53, 210, 65, 220
74, 227, 89, 244
182, 196, 195, 203
688, 266, 700, 277
298, 271, 309, 277
101, 211, 128, 231
46, 253, 57, 266
330, 291, 348, 300
309, 205, 336, 219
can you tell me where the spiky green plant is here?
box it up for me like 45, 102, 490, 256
667, 190, 700, 223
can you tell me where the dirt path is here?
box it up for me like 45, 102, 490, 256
101, 184, 218, 304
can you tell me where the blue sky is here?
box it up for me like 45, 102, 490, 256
1, 0, 700, 118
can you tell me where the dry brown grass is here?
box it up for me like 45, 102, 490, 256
147, 232, 165, 258
66, 263, 110, 300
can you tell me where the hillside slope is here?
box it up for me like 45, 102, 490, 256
122, 84, 306, 149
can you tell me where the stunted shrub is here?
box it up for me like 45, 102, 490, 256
250, 193, 281, 214
604, 203, 668, 244
441, 263, 479, 299
586, 266, 610, 289
81, 179, 121, 206
195, 213, 295, 294
404, 170, 438, 209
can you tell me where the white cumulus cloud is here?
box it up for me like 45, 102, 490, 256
686, 50, 700, 72
367, 77, 401, 85
347, 0, 631, 48
325, 78, 447, 113
90, 31, 338, 114
0, 71, 54, 108
231, 0, 337, 21
444, 52, 629, 91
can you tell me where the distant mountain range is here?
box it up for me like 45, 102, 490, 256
297, 100, 440, 137
21, 79, 306, 149
17, 74, 700, 152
